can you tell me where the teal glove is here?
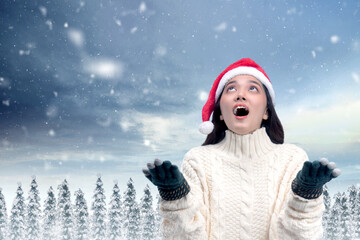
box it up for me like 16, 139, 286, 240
143, 159, 190, 201
292, 158, 341, 199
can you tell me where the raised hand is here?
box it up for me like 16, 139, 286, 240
292, 158, 341, 199
143, 159, 190, 201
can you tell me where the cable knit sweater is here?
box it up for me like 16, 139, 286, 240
159, 127, 325, 240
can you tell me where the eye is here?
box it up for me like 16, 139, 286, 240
249, 86, 259, 92
226, 86, 236, 92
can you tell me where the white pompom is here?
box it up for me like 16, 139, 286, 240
332, 168, 341, 177
199, 121, 214, 135
327, 162, 336, 170
319, 157, 329, 166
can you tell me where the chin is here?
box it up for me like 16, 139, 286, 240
230, 126, 259, 135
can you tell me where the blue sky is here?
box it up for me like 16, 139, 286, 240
1, 0, 360, 206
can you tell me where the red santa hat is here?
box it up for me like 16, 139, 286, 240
199, 58, 275, 135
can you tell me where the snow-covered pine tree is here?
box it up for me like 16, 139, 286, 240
327, 192, 342, 240
140, 185, 155, 240
74, 189, 89, 240
0, 188, 8, 239
340, 191, 356, 240
57, 179, 74, 240
123, 178, 140, 240
348, 185, 359, 239
322, 185, 331, 240
42, 186, 57, 240
107, 180, 122, 240
356, 185, 360, 238
154, 194, 162, 240
92, 175, 107, 240
27, 176, 41, 240
9, 183, 26, 240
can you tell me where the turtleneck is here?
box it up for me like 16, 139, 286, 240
214, 127, 278, 159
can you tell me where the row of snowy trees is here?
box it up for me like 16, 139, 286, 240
323, 185, 360, 240
0, 176, 162, 240
1, 177, 360, 240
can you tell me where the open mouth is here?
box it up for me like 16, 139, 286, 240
233, 106, 249, 117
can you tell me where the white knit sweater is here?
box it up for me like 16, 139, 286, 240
159, 127, 324, 240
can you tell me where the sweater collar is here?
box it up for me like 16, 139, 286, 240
215, 127, 277, 159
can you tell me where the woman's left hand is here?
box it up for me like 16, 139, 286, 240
291, 158, 341, 199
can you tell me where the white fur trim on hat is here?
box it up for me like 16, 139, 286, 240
215, 66, 275, 105
199, 121, 214, 135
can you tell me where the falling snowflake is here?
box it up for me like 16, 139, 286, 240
330, 35, 340, 44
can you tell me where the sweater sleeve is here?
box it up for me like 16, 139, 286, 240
159, 151, 208, 239
275, 147, 325, 240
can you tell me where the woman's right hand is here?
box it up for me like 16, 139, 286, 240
143, 159, 190, 201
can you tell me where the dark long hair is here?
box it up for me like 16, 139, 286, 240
202, 84, 284, 145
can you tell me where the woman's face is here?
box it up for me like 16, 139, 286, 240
219, 75, 268, 135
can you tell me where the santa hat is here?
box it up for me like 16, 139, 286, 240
199, 58, 275, 135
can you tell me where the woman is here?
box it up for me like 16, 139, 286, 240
143, 58, 341, 239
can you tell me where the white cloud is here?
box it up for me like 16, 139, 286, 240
119, 118, 136, 132
83, 58, 124, 80
35, 151, 118, 162
120, 110, 203, 153
68, 28, 84, 48
279, 95, 360, 148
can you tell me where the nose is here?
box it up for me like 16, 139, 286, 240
235, 89, 246, 101
236, 96, 246, 101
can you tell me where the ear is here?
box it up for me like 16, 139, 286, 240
263, 109, 268, 120
220, 115, 224, 121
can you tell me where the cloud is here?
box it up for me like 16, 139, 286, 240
83, 58, 124, 80
119, 110, 202, 153
279, 94, 360, 148
35, 151, 119, 162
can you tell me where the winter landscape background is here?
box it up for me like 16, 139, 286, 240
0, 0, 360, 238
